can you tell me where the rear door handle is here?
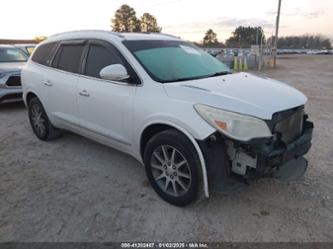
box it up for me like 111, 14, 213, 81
43, 80, 52, 86
79, 89, 90, 97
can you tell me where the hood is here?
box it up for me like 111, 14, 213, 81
0, 62, 25, 74
163, 72, 307, 120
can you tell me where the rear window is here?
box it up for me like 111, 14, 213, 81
31, 42, 57, 66
53, 44, 84, 73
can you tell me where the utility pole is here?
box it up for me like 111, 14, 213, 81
256, 27, 259, 45
273, 0, 282, 68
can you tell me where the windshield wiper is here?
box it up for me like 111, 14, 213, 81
163, 75, 208, 83
208, 71, 231, 77
162, 71, 232, 83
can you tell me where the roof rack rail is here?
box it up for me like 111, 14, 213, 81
135, 32, 180, 39
142, 32, 180, 39
49, 30, 124, 39
155, 33, 180, 39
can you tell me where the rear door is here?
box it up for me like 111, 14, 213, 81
27, 41, 58, 103
77, 40, 139, 147
45, 40, 85, 130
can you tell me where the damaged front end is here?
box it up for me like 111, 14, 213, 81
199, 106, 314, 192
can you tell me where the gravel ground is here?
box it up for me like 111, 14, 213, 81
0, 55, 332, 242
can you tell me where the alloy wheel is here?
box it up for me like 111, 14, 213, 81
150, 145, 192, 197
30, 103, 46, 137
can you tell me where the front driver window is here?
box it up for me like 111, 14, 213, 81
85, 44, 123, 79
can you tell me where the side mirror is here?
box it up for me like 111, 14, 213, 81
99, 64, 130, 81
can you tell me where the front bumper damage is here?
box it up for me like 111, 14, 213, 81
246, 120, 313, 180
243, 120, 313, 180
198, 116, 314, 192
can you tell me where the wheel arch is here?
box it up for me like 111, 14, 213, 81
24, 90, 42, 107
26, 92, 38, 105
140, 122, 210, 198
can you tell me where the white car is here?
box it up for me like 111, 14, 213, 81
0, 45, 28, 103
22, 30, 313, 206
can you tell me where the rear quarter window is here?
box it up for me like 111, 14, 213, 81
31, 42, 57, 66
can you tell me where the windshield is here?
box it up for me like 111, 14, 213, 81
0, 47, 28, 62
123, 40, 230, 83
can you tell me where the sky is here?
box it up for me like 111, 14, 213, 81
1, 0, 332, 42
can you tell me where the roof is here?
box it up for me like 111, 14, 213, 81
47, 30, 180, 42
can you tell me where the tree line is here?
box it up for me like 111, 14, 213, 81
202, 28, 332, 49
110, 4, 331, 49
277, 35, 332, 50
203, 27, 265, 48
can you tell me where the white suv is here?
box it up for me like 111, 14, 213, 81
22, 30, 313, 206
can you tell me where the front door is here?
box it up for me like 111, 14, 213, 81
77, 40, 138, 147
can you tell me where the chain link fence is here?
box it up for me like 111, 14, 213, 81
204, 47, 333, 71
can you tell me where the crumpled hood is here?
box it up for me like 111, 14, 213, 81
0, 62, 25, 74
163, 72, 307, 120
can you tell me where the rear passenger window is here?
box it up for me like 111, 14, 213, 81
53, 44, 84, 73
31, 42, 57, 66
85, 45, 123, 78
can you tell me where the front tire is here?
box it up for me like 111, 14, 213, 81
144, 129, 202, 206
28, 97, 61, 141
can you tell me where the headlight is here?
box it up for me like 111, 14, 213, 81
0, 73, 6, 79
194, 104, 272, 141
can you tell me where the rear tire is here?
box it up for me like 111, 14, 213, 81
28, 97, 61, 141
143, 129, 202, 206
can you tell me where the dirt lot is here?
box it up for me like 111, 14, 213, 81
0, 55, 332, 242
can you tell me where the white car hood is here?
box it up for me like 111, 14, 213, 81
163, 72, 307, 120
0, 62, 25, 74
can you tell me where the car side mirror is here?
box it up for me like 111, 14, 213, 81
99, 64, 130, 81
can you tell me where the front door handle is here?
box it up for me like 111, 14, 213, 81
43, 80, 52, 86
79, 89, 90, 97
